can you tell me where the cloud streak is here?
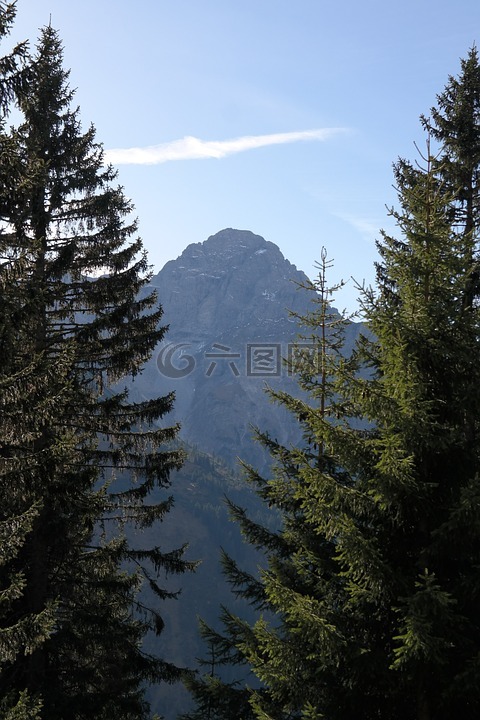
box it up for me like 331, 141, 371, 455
104, 128, 348, 165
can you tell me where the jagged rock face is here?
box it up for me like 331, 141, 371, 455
156, 228, 310, 337
133, 228, 359, 473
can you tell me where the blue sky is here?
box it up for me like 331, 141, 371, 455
9, 0, 480, 312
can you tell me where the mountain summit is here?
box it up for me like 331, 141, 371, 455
156, 228, 310, 336
132, 229, 315, 470
133, 228, 360, 472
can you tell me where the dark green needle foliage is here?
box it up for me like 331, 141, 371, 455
423, 46, 480, 241
351, 145, 480, 720
0, 6, 56, 717
0, 9, 193, 719
179, 628, 257, 720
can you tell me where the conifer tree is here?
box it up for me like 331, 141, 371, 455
349, 147, 480, 719
423, 46, 480, 239
422, 47, 480, 309
179, 631, 256, 720
227, 252, 362, 719
0, 257, 68, 718
0, 6, 58, 717
0, 1, 29, 113
0, 17, 193, 720
186, 54, 480, 720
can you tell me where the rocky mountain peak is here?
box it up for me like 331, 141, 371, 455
152, 228, 309, 335
136, 229, 360, 472
158, 228, 303, 284
168, 228, 285, 266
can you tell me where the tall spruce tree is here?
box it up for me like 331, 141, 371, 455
0, 1, 29, 112
423, 46, 480, 240
0, 6, 58, 718
350, 148, 480, 720
0, 258, 63, 720
229, 253, 363, 720
0, 18, 193, 720
185, 53, 480, 720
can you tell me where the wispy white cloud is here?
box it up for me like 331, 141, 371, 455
104, 128, 348, 165
336, 213, 380, 240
